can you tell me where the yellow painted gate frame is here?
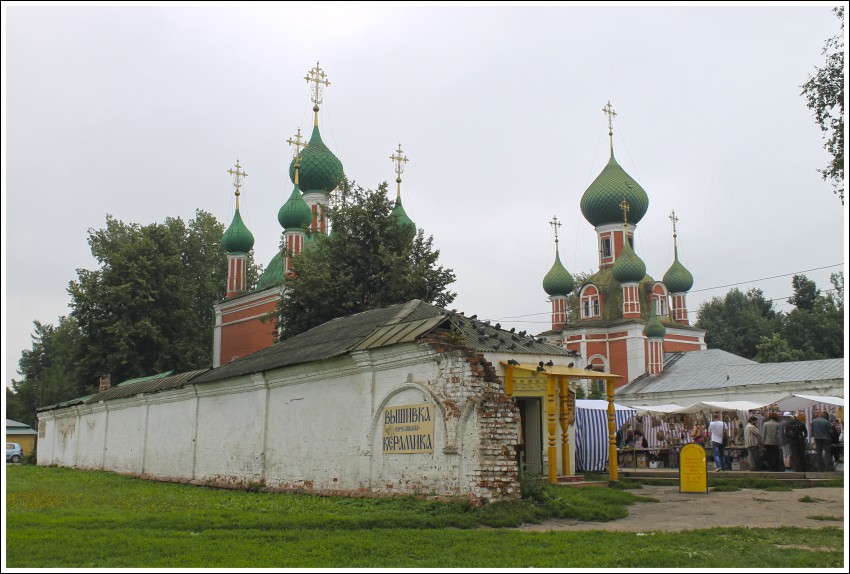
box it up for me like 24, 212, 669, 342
502, 363, 624, 484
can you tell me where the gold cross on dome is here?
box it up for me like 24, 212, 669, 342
549, 215, 562, 244
620, 197, 630, 225
287, 128, 308, 161
227, 158, 247, 198
669, 209, 679, 238
602, 100, 617, 131
305, 61, 330, 105
390, 143, 409, 179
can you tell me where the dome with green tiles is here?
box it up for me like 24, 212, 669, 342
663, 249, 694, 293
256, 251, 286, 290
612, 235, 646, 284
543, 249, 574, 296
583, 267, 656, 321
580, 154, 649, 227
278, 182, 313, 231
644, 304, 666, 338
391, 196, 416, 232
220, 208, 255, 254
288, 125, 343, 194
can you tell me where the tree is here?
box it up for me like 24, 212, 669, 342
274, 181, 456, 339
695, 288, 781, 360
801, 6, 844, 204
779, 274, 843, 360
754, 332, 806, 363
68, 210, 258, 388
6, 317, 83, 428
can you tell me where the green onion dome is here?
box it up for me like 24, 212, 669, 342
220, 208, 255, 254
644, 303, 667, 339
256, 251, 286, 290
580, 154, 649, 227
278, 182, 313, 231
612, 236, 646, 284
663, 249, 694, 293
288, 125, 343, 193
542, 249, 574, 296
391, 195, 416, 231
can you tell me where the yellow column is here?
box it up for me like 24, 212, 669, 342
547, 375, 557, 484
504, 364, 514, 397
559, 376, 570, 476
607, 379, 618, 483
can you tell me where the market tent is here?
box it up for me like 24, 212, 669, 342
675, 400, 774, 414
632, 404, 688, 414
773, 394, 845, 411
574, 400, 636, 472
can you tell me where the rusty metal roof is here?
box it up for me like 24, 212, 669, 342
86, 369, 209, 403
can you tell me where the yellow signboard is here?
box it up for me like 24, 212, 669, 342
679, 443, 708, 493
382, 403, 435, 454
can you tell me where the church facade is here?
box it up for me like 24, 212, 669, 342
541, 102, 706, 387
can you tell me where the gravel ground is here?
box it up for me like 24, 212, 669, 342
516, 485, 846, 532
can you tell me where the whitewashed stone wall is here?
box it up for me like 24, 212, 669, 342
37, 341, 522, 502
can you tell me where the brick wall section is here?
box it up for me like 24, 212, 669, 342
424, 335, 521, 502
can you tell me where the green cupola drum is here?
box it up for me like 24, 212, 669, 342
389, 143, 416, 232
221, 159, 254, 298
288, 62, 344, 195
613, 198, 646, 319
663, 210, 694, 325
279, 129, 313, 231
580, 101, 649, 228
542, 216, 573, 329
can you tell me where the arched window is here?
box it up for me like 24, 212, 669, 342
580, 285, 601, 319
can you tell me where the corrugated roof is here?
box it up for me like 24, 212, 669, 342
117, 371, 174, 387
196, 299, 573, 385
617, 350, 843, 397
86, 369, 209, 403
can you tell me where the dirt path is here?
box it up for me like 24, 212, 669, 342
517, 486, 846, 532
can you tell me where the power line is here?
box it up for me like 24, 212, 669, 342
689, 264, 843, 294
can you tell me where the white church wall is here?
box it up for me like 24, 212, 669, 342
194, 376, 267, 486
143, 389, 198, 479
103, 396, 147, 475
36, 342, 523, 501
74, 403, 108, 470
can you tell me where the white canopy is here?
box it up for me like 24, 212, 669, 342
632, 404, 687, 414
575, 399, 636, 411
622, 394, 843, 415
773, 394, 845, 411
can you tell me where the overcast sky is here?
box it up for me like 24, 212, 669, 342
3, 3, 848, 389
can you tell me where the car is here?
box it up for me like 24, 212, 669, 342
6, 442, 23, 463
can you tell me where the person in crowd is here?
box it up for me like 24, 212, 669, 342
778, 411, 794, 471
811, 411, 834, 472
633, 430, 648, 448
762, 412, 781, 471
708, 413, 728, 472
744, 416, 761, 471
785, 414, 808, 472
829, 415, 842, 465
736, 422, 745, 446
690, 421, 705, 445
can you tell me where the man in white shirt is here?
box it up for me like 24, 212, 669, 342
709, 413, 728, 472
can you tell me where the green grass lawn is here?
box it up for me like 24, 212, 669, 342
4, 465, 844, 568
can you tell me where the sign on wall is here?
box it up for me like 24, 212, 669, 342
382, 403, 435, 454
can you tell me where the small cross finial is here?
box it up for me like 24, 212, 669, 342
602, 100, 617, 132
287, 128, 309, 162
390, 143, 409, 198
305, 61, 330, 106
669, 209, 679, 238
619, 197, 630, 225
390, 143, 409, 180
549, 215, 562, 244
227, 158, 247, 201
